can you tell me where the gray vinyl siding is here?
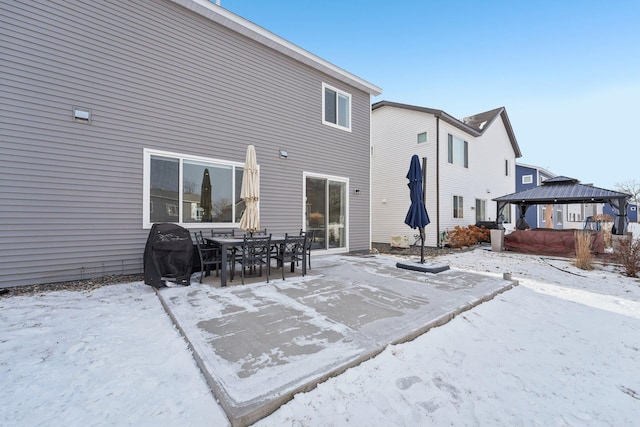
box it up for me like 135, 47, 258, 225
0, 0, 374, 287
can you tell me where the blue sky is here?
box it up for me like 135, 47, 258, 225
219, 0, 639, 191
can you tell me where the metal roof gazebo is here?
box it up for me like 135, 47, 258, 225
493, 176, 631, 235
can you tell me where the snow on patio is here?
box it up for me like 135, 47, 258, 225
1, 249, 639, 426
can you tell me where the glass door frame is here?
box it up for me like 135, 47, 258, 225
302, 172, 349, 254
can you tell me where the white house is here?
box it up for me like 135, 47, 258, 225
371, 101, 522, 247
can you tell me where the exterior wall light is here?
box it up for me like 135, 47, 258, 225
279, 149, 288, 159
73, 107, 91, 123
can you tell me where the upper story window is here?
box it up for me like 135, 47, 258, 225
447, 134, 468, 168
143, 149, 245, 228
522, 174, 533, 184
505, 159, 510, 176
323, 83, 351, 131
417, 132, 427, 144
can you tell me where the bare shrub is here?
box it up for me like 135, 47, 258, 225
446, 225, 490, 248
612, 235, 640, 278
574, 231, 594, 270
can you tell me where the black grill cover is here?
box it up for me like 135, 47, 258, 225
144, 223, 194, 288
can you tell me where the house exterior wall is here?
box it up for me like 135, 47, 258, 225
438, 116, 515, 236
0, 0, 378, 287
516, 164, 540, 228
371, 108, 438, 246
372, 105, 517, 247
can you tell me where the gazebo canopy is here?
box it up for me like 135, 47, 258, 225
493, 176, 631, 234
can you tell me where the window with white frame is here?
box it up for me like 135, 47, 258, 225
447, 134, 468, 168
144, 149, 245, 227
417, 131, 427, 144
522, 174, 533, 184
475, 199, 486, 222
323, 83, 351, 131
453, 195, 464, 218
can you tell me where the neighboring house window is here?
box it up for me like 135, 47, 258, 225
144, 149, 245, 227
522, 174, 533, 184
475, 199, 486, 222
323, 83, 351, 131
447, 134, 468, 168
453, 195, 464, 218
417, 132, 427, 144
505, 159, 510, 176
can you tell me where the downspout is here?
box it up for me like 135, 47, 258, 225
436, 116, 441, 247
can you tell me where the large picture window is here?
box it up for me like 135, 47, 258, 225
323, 83, 351, 131
144, 149, 245, 228
447, 134, 468, 168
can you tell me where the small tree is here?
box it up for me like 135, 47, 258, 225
615, 179, 640, 207
611, 235, 640, 278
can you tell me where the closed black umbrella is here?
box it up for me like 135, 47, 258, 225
404, 155, 430, 263
201, 169, 212, 222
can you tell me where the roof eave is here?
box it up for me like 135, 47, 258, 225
171, 0, 382, 96
372, 101, 481, 136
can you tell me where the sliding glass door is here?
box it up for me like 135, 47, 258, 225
305, 175, 347, 251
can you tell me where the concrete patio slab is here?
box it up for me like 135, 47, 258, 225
157, 254, 517, 427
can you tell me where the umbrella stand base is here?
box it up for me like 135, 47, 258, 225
396, 262, 450, 274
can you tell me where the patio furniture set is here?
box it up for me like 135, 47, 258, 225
193, 229, 314, 286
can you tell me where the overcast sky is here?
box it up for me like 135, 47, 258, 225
218, 0, 639, 190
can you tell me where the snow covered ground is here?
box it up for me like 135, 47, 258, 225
1, 249, 639, 426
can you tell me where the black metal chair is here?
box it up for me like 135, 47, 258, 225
252, 228, 268, 236
233, 234, 272, 285
300, 229, 315, 270
276, 233, 307, 280
193, 231, 222, 284
233, 228, 267, 237
211, 229, 234, 238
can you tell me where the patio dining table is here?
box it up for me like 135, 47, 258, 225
206, 234, 287, 287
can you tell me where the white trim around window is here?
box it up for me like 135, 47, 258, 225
453, 195, 464, 219
322, 83, 352, 132
143, 148, 246, 229
302, 171, 350, 254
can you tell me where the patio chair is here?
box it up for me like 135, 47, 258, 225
211, 229, 234, 238
193, 231, 222, 284
211, 229, 240, 273
253, 228, 268, 236
275, 233, 307, 280
300, 229, 315, 270
233, 234, 272, 285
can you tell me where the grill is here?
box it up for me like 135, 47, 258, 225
143, 223, 194, 288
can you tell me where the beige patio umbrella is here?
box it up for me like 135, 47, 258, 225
239, 144, 260, 234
